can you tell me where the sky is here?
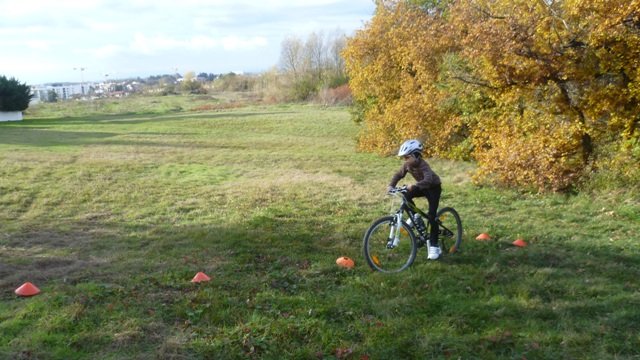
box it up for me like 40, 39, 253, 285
0, 0, 376, 85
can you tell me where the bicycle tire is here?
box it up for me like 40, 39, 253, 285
436, 207, 462, 254
363, 215, 417, 273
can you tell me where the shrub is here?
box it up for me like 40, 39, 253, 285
315, 84, 352, 106
0, 75, 33, 112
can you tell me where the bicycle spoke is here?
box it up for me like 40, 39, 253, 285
436, 207, 462, 254
363, 216, 416, 273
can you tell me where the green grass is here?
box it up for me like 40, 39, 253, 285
1, 96, 639, 359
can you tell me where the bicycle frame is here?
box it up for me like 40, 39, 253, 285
388, 191, 430, 248
364, 190, 462, 272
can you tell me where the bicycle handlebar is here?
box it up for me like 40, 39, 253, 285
387, 185, 408, 195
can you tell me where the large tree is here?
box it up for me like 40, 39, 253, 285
343, 1, 459, 156
344, 0, 640, 191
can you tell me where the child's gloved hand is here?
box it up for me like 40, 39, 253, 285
387, 186, 395, 194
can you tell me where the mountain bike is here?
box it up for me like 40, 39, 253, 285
363, 186, 463, 273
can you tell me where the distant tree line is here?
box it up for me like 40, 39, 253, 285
145, 30, 351, 103
278, 30, 349, 101
28, 29, 352, 106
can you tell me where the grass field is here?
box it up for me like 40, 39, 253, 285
1, 96, 639, 359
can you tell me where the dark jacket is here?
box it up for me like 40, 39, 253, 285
389, 158, 441, 190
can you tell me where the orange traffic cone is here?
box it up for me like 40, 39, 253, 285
513, 239, 528, 247
476, 233, 491, 241
336, 256, 355, 269
15, 282, 40, 297
191, 272, 211, 283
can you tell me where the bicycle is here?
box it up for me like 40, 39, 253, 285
363, 185, 463, 273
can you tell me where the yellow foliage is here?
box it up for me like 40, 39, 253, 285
343, 2, 457, 156
345, 0, 640, 191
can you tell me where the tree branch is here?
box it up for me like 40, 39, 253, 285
471, 1, 506, 20
451, 75, 500, 90
539, 0, 570, 32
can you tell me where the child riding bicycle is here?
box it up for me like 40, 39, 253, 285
387, 140, 442, 260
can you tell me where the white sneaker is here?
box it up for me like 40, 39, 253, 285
427, 246, 441, 260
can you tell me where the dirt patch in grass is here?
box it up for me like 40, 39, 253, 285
0, 254, 107, 294
0, 227, 112, 294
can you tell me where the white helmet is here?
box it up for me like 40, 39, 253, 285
397, 139, 423, 157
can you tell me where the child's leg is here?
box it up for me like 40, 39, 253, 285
404, 188, 420, 207
425, 185, 442, 246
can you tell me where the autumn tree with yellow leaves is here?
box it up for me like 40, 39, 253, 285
344, 0, 640, 191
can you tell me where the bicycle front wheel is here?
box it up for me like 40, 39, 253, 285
363, 215, 417, 273
437, 207, 462, 254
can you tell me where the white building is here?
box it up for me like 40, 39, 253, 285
30, 83, 93, 103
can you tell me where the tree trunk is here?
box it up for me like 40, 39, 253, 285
555, 79, 593, 163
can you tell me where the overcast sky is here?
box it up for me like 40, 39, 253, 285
0, 0, 375, 85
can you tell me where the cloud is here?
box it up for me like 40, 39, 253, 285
25, 40, 53, 51
89, 44, 125, 58
85, 21, 119, 32
130, 33, 183, 55
220, 36, 268, 50
0, 0, 374, 84
0, 56, 63, 80
0, 0, 105, 25
127, 33, 268, 55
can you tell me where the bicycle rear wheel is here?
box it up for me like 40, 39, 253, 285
437, 207, 462, 254
363, 215, 417, 273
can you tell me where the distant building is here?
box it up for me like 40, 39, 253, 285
30, 83, 91, 103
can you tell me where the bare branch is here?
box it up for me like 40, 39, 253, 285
539, 0, 570, 32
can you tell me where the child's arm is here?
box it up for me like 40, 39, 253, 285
388, 164, 408, 191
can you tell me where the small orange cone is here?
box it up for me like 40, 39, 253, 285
15, 282, 40, 297
336, 256, 355, 269
476, 233, 491, 241
513, 239, 528, 247
191, 272, 211, 283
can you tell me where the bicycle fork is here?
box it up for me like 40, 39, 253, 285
387, 213, 403, 249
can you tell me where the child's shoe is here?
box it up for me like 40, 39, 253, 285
427, 246, 441, 260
